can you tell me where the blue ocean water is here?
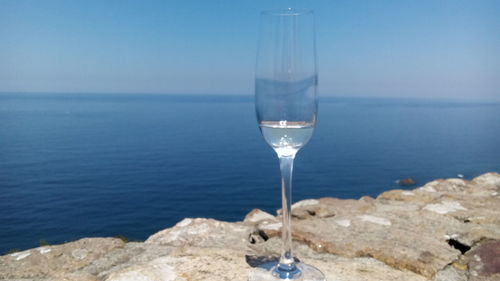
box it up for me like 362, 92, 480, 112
0, 93, 499, 253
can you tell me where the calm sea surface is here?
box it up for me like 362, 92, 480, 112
0, 93, 499, 253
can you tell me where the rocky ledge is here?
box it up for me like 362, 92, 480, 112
1, 173, 500, 281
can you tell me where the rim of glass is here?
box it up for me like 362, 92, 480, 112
261, 8, 313, 16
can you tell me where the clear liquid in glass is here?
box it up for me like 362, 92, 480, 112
259, 121, 314, 157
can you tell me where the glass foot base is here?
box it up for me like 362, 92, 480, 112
248, 262, 326, 281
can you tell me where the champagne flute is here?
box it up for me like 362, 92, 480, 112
250, 8, 326, 281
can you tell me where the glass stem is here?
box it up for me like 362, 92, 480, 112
278, 154, 296, 271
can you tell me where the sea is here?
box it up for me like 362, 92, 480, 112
0, 93, 499, 254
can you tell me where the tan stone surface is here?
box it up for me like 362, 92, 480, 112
105, 244, 428, 281
0, 238, 124, 280
145, 218, 253, 251
253, 173, 500, 278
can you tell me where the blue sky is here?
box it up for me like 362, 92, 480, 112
1, 0, 499, 99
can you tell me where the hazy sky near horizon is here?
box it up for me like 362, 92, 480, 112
1, 0, 499, 99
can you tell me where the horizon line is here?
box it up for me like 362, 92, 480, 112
0, 91, 499, 103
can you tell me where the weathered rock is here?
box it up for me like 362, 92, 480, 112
104, 247, 250, 281
0, 238, 124, 280
467, 240, 500, 281
248, 238, 428, 281
398, 178, 416, 186
378, 189, 437, 203
244, 209, 276, 224
85, 242, 174, 279
291, 202, 337, 220
471, 172, 500, 189
50, 272, 100, 281
278, 197, 374, 221
145, 218, 253, 251
106, 243, 429, 281
1, 172, 499, 281
287, 209, 460, 278
253, 173, 500, 278
432, 264, 467, 281
104, 257, 177, 281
